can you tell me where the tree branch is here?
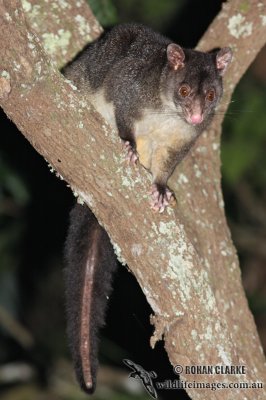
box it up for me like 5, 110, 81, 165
0, 0, 265, 398
22, 0, 102, 68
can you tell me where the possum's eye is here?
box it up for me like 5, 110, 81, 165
179, 85, 190, 97
206, 89, 215, 102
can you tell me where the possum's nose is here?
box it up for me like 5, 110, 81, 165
188, 114, 203, 125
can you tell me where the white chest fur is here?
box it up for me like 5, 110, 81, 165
87, 89, 197, 171
134, 108, 196, 169
88, 89, 116, 128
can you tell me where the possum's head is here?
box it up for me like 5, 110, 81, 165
162, 44, 232, 126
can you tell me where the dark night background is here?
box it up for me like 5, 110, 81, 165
0, 1, 265, 399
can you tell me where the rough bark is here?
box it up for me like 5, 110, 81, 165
21, 0, 102, 68
0, 0, 265, 399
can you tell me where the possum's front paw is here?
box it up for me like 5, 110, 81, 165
150, 184, 176, 213
124, 141, 139, 165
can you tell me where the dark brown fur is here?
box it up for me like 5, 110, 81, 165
63, 23, 232, 394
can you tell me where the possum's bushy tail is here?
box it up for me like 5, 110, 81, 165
64, 204, 117, 393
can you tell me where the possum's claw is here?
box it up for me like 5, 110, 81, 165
150, 184, 176, 213
124, 141, 139, 165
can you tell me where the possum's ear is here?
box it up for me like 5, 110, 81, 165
216, 47, 232, 76
167, 44, 185, 71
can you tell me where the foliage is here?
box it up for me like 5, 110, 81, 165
110, 0, 183, 30
222, 75, 266, 188
0, 153, 29, 313
88, 0, 184, 30
87, 0, 118, 26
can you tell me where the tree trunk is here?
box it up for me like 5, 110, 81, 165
0, 0, 265, 398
